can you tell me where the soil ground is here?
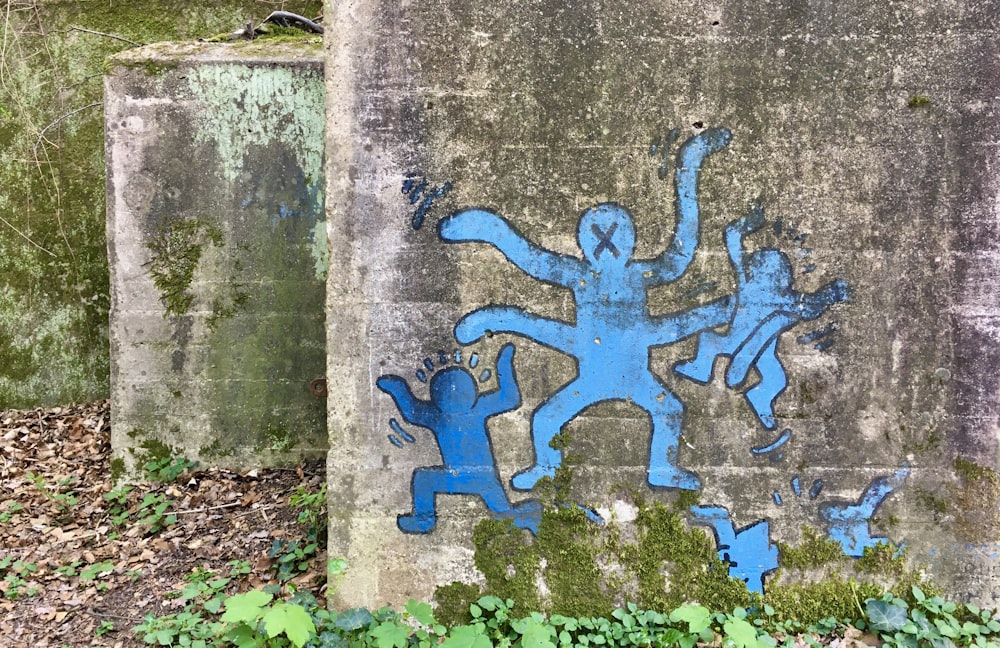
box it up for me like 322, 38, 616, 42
0, 400, 328, 647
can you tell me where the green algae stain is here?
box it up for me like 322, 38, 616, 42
952, 456, 1000, 543
144, 219, 223, 317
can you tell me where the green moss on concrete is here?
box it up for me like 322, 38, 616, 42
952, 456, 1000, 543
144, 218, 223, 317
110, 457, 126, 483
0, 0, 318, 407
776, 526, 844, 570
433, 581, 482, 626
907, 95, 931, 108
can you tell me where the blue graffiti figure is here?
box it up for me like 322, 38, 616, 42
690, 506, 778, 593
673, 204, 850, 429
439, 129, 734, 492
376, 343, 542, 534
819, 466, 909, 557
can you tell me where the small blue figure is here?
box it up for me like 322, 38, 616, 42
376, 343, 541, 534
819, 466, 909, 557
690, 506, 778, 594
439, 129, 734, 492
673, 204, 850, 429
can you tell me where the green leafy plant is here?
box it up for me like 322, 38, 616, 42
136, 492, 177, 534
268, 539, 319, 583
0, 501, 23, 524
0, 558, 40, 599
80, 560, 115, 582
25, 472, 78, 516
142, 455, 196, 482
866, 586, 1000, 648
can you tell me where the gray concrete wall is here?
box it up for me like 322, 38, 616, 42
325, 0, 1000, 608
0, 0, 319, 408
106, 40, 328, 473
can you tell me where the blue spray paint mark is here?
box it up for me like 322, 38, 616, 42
440, 129, 734, 492
438, 350, 449, 365
416, 369, 427, 383
388, 435, 404, 448
804, 263, 817, 274
376, 344, 541, 534
402, 173, 453, 230
791, 476, 802, 496
469, 353, 479, 368
819, 466, 910, 557
750, 428, 792, 455
815, 338, 834, 352
684, 281, 719, 299
773, 491, 783, 506
797, 323, 839, 345
478, 369, 492, 383
690, 506, 779, 594
389, 418, 416, 443
674, 203, 851, 430
809, 479, 824, 499
423, 358, 435, 372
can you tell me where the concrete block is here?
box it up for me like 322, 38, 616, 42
325, 0, 1000, 609
106, 41, 328, 473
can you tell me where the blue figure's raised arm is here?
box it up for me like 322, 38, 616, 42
455, 306, 576, 354
639, 128, 732, 284
725, 204, 767, 282
376, 375, 435, 427
795, 279, 851, 320
439, 209, 583, 286
478, 343, 521, 413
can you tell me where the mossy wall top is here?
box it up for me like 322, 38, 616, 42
0, 0, 319, 407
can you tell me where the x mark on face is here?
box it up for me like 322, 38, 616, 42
591, 222, 620, 259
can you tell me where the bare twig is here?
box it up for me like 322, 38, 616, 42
0, 214, 55, 256
69, 25, 144, 47
32, 101, 101, 154
169, 501, 242, 516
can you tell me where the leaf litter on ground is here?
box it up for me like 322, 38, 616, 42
0, 400, 328, 647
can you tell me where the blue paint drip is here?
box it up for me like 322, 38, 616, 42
376, 344, 541, 534
773, 491, 783, 506
469, 353, 479, 368
674, 202, 850, 430
804, 263, 817, 274
438, 350, 448, 365
423, 358, 435, 372
794, 233, 809, 244
478, 369, 492, 383
441, 129, 734, 492
416, 369, 427, 383
750, 428, 792, 455
690, 506, 779, 594
454, 349, 462, 364
388, 435, 404, 448
791, 476, 802, 496
819, 466, 910, 557
390, 418, 416, 443
815, 338, 834, 352
809, 479, 824, 499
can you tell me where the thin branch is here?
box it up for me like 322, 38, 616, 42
0, 213, 56, 257
32, 101, 101, 154
69, 25, 144, 47
168, 501, 242, 516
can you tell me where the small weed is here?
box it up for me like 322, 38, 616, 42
0, 501, 23, 524
137, 492, 177, 534
1, 559, 40, 600
142, 455, 195, 483
268, 539, 318, 583
80, 560, 114, 582
96, 620, 115, 636
55, 561, 83, 578
25, 472, 79, 516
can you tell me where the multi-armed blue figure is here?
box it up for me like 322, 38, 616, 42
376, 344, 541, 534
674, 204, 850, 430
439, 129, 734, 491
